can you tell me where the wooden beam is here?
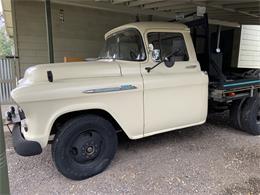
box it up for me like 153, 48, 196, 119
45, 0, 54, 63
193, 2, 260, 18
208, 19, 240, 28
223, 2, 260, 9
52, 0, 260, 25
157, 4, 196, 11
0, 105, 10, 195
249, 11, 260, 14
237, 7, 260, 12
209, 14, 259, 22
143, 0, 190, 10
208, 0, 260, 6
52, 0, 174, 19
111, 0, 132, 4
128, 0, 165, 7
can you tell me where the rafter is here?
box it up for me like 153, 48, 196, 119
143, 0, 191, 10
111, 0, 132, 4
128, 0, 165, 7
54, 0, 260, 24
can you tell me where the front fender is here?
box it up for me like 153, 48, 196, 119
13, 70, 144, 148
19, 90, 144, 148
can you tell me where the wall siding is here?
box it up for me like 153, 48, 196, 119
14, 1, 136, 75
51, 3, 135, 62
15, 1, 48, 75
237, 25, 260, 69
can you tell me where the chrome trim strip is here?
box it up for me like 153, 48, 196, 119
83, 85, 137, 94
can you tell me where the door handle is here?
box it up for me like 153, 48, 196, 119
186, 65, 197, 69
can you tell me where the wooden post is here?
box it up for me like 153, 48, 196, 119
0, 106, 10, 195
45, 0, 54, 63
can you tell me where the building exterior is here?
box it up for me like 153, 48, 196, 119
1, 0, 260, 77
2, 1, 147, 76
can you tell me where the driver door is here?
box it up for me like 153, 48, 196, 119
142, 31, 208, 136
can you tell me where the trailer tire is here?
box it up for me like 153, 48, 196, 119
52, 115, 118, 180
241, 95, 260, 135
230, 98, 246, 130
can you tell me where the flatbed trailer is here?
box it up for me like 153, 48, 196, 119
181, 13, 260, 104
210, 78, 260, 102
174, 12, 260, 133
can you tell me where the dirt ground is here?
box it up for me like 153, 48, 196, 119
4, 113, 260, 195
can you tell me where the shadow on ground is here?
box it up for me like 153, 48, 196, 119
5, 112, 260, 195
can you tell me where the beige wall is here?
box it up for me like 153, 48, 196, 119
14, 1, 136, 75
15, 1, 48, 75
51, 3, 136, 62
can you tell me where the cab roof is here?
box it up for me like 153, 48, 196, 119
105, 22, 190, 39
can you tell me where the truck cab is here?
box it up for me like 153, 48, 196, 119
102, 22, 208, 137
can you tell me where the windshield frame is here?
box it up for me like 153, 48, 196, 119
99, 28, 147, 62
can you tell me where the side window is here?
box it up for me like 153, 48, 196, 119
118, 30, 146, 61
148, 32, 189, 61
147, 33, 160, 51
101, 35, 118, 59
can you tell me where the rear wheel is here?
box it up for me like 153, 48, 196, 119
52, 115, 117, 180
230, 98, 246, 130
241, 95, 260, 135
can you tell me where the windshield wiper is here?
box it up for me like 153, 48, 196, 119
145, 49, 181, 73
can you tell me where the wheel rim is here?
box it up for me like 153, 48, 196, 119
68, 130, 103, 164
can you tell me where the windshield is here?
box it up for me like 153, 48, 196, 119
99, 29, 146, 61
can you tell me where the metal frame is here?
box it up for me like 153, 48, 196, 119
0, 57, 17, 105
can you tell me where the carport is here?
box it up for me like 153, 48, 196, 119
1, 0, 260, 78
1, 1, 260, 194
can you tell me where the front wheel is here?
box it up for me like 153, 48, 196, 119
52, 115, 117, 180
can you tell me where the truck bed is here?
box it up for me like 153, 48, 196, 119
210, 78, 260, 102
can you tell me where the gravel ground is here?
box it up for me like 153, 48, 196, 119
4, 113, 260, 195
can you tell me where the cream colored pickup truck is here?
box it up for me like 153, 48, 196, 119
7, 22, 260, 180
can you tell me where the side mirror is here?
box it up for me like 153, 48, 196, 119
148, 43, 154, 52
164, 56, 175, 68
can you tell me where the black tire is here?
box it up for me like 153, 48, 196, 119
230, 98, 246, 130
241, 95, 260, 135
52, 115, 118, 180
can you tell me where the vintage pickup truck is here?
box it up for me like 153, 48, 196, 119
7, 21, 260, 180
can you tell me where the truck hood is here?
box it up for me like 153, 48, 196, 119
19, 60, 121, 85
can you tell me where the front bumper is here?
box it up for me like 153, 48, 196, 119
12, 124, 42, 156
